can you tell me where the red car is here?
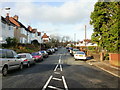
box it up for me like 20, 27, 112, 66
31, 52, 43, 62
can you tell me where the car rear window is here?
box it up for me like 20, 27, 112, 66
73, 49, 79, 51
18, 55, 26, 58
0, 50, 6, 58
40, 51, 44, 53
76, 52, 85, 54
31, 53, 39, 56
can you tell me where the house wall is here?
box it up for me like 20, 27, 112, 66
14, 27, 27, 43
30, 32, 42, 43
0, 22, 14, 43
42, 38, 49, 43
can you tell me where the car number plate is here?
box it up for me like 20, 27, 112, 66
79, 55, 83, 57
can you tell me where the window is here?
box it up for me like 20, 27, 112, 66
0, 50, 6, 58
6, 50, 14, 58
9, 26, 11, 30
2, 23, 6, 29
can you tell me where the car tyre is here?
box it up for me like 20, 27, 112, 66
27, 62, 30, 68
19, 63, 23, 70
2, 66, 8, 76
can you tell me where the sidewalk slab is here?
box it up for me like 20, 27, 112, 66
87, 60, 120, 78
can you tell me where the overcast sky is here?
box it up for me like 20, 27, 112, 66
1, 0, 98, 41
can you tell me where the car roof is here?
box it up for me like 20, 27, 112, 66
18, 53, 30, 55
0, 49, 13, 51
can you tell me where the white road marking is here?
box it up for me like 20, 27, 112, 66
48, 85, 64, 90
59, 59, 61, 64
54, 72, 60, 74
54, 64, 59, 71
52, 77, 62, 81
60, 64, 63, 71
62, 76, 68, 90
42, 75, 53, 90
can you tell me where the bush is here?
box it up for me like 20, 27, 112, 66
104, 53, 109, 60
6, 37, 18, 47
88, 46, 96, 50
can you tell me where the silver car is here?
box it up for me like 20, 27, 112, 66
0, 49, 23, 76
18, 53, 35, 67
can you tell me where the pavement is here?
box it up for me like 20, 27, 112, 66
86, 59, 120, 78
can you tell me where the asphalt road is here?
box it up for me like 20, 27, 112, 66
1, 47, 119, 89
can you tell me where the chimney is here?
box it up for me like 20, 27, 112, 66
13, 15, 19, 20
6, 13, 9, 20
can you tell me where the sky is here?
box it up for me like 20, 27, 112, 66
1, 0, 98, 41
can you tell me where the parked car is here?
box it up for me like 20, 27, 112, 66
66, 47, 69, 49
71, 48, 80, 56
31, 52, 43, 62
40, 51, 49, 58
51, 48, 55, 53
74, 51, 87, 60
68, 47, 73, 52
18, 53, 35, 67
54, 47, 58, 51
0, 49, 23, 76
46, 49, 53, 55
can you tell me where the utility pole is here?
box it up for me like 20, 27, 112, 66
85, 25, 86, 47
74, 33, 76, 47
85, 25, 88, 55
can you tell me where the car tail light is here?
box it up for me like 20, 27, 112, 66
24, 59, 28, 61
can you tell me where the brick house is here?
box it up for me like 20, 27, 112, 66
42, 33, 50, 43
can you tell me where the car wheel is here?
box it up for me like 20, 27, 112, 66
27, 62, 30, 68
75, 59, 77, 61
19, 63, 23, 70
2, 66, 8, 76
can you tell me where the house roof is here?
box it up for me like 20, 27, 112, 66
1, 16, 13, 26
32, 29, 37, 33
42, 33, 49, 38
9, 17, 20, 27
37, 32, 41, 36
28, 26, 33, 32
84, 39, 91, 43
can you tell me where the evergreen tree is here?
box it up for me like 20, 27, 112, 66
90, 1, 120, 53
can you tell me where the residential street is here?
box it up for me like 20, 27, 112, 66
2, 47, 119, 89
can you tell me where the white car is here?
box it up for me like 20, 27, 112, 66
18, 53, 35, 67
74, 51, 87, 60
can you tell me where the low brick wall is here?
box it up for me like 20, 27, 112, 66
87, 50, 100, 61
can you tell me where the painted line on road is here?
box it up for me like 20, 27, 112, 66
54, 72, 60, 74
48, 85, 64, 90
42, 75, 53, 90
52, 77, 62, 81
54, 64, 59, 71
59, 59, 61, 64
62, 76, 68, 90
60, 64, 63, 71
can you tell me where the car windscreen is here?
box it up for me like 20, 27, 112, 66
40, 51, 44, 53
18, 55, 26, 58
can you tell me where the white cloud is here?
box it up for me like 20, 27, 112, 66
10, 1, 97, 24
2, 0, 97, 41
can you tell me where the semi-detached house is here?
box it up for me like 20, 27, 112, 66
0, 14, 42, 44
0, 14, 15, 43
